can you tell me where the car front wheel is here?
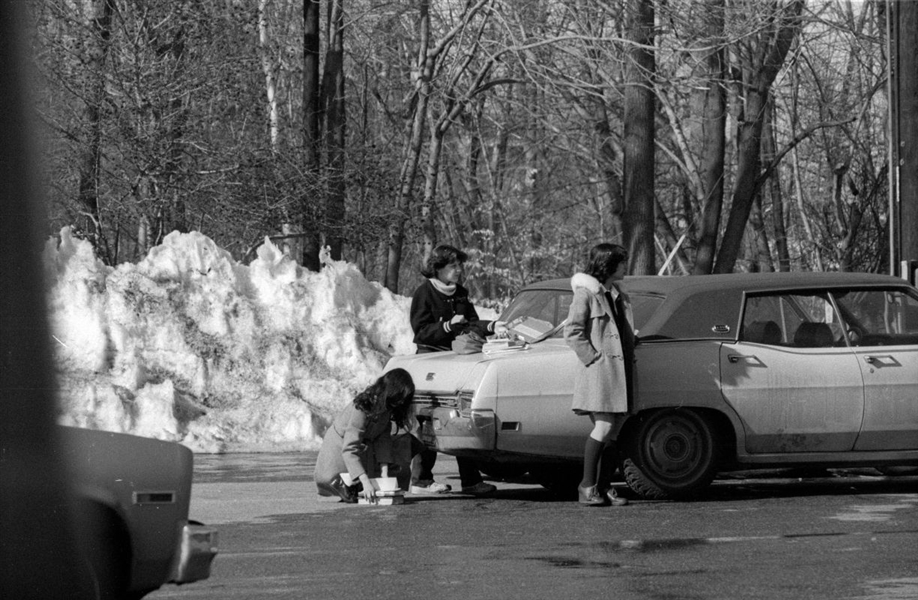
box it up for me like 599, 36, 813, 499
621, 409, 720, 500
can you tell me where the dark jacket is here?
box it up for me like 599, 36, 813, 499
410, 280, 492, 352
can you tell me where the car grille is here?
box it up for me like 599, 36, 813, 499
413, 392, 460, 408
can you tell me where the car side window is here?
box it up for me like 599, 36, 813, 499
742, 292, 843, 347
832, 288, 918, 346
741, 295, 786, 345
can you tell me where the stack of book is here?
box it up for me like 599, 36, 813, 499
359, 490, 405, 505
482, 338, 528, 355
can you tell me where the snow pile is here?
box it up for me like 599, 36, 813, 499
44, 227, 450, 453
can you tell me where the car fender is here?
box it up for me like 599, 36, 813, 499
60, 426, 195, 592
632, 340, 745, 454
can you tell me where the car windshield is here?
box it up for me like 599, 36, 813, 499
500, 289, 665, 341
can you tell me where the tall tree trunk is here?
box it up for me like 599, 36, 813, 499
593, 98, 624, 243
76, 0, 115, 261
622, 0, 655, 275
690, 0, 727, 275
301, 0, 322, 270
258, 0, 279, 149
763, 98, 790, 271
161, 5, 189, 236
323, 0, 346, 260
484, 115, 510, 299
714, 0, 804, 273
749, 193, 775, 271
386, 0, 432, 293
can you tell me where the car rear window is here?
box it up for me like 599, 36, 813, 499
499, 289, 666, 338
500, 290, 572, 334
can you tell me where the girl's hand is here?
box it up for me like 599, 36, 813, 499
493, 321, 508, 336
449, 314, 467, 325
358, 474, 376, 504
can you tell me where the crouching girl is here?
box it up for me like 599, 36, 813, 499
314, 368, 415, 503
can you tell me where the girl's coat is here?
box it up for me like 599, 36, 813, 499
563, 273, 634, 414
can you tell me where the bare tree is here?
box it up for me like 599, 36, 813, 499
622, 0, 656, 274
75, 0, 116, 261
714, 0, 805, 273
384, 0, 491, 293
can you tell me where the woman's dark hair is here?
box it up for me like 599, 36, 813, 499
421, 244, 468, 278
585, 243, 628, 283
353, 368, 415, 430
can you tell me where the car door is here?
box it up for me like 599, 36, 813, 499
834, 288, 918, 451
719, 291, 864, 454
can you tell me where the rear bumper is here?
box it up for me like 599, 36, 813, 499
169, 522, 218, 584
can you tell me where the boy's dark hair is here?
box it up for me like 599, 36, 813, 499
353, 368, 415, 430
421, 244, 468, 278
585, 243, 628, 283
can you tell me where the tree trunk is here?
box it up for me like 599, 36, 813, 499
258, 0, 279, 149
301, 0, 322, 271
386, 0, 432, 293
593, 97, 624, 243
622, 0, 655, 275
749, 193, 775, 272
160, 5, 189, 237
763, 99, 790, 271
323, 0, 346, 261
690, 0, 727, 275
76, 0, 115, 261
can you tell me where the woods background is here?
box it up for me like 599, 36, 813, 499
29, 0, 895, 299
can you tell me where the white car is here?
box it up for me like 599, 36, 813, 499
386, 272, 918, 499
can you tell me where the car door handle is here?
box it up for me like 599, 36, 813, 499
864, 355, 896, 366
728, 354, 757, 363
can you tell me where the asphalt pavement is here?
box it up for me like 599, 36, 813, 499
147, 452, 918, 600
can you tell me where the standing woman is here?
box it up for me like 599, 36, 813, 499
408, 244, 500, 496
564, 243, 634, 507
314, 368, 416, 503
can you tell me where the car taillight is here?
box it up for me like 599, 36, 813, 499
457, 391, 474, 416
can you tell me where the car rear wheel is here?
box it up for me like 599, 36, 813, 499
621, 409, 720, 500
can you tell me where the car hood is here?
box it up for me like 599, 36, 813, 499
385, 340, 570, 393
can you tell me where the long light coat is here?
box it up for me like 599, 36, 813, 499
314, 403, 393, 496
564, 273, 634, 414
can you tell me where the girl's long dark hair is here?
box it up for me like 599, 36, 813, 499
585, 243, 628, 283
353, 368, 415, 430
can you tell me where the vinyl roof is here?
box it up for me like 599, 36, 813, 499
519, 272, 915, 341
524, 271, 911, 295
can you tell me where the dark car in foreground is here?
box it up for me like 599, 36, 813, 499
385, 272, 918, 499
63, 426, 217, 598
